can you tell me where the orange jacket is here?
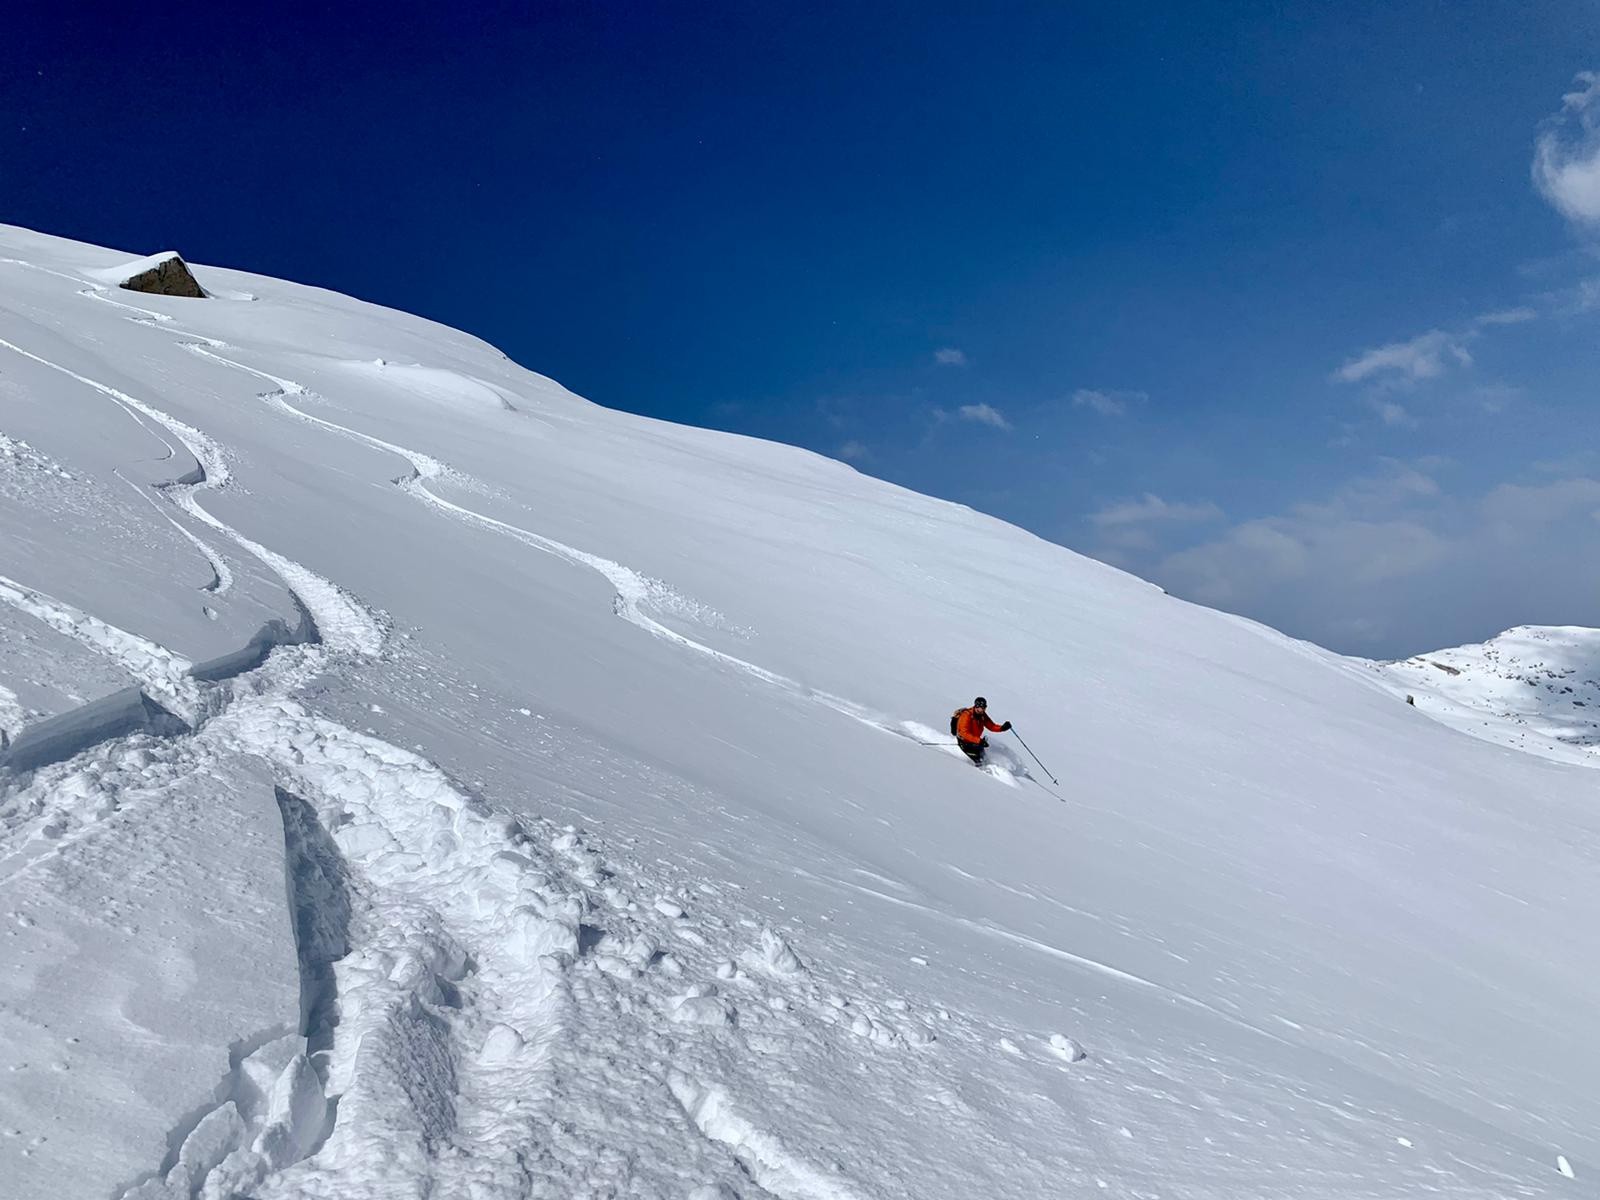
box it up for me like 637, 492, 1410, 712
953, 707, 1004, 744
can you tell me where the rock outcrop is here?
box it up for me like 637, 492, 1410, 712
120, 252, 207, 298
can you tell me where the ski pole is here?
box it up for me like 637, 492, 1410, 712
1009, 727, 1058, 786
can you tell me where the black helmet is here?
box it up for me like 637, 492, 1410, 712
973, 696, 988, 708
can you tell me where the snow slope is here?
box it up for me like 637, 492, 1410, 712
1, 223, 1596, 1199
1375, 625, 1600, 769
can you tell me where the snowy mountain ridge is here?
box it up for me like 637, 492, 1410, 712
1374, 625, 1600, 768
1, 224, 1597, 1199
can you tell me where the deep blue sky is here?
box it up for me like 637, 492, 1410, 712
4, 2, 1597, 655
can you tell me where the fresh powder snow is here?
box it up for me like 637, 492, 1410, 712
1, 223, 1596, 1199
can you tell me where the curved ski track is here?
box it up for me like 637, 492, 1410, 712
179, 343, 1023, 779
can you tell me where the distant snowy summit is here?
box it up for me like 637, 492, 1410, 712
1376, 625, 1600, 767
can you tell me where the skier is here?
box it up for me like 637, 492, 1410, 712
950, 697, 1010, 765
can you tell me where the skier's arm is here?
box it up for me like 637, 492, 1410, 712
983, 715, 1008, 732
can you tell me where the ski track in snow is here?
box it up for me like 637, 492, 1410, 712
0, 308, 934, 1199
184, 345, 804, 682
113, 470, 234, 595
7, 289, 1010, 774
180, 342, 1028, 778
0, 335, 384, 659
0, 325, 571, 1193
79, 286, 176, 323
0, 571, 199, 718
1, 257, 176, 325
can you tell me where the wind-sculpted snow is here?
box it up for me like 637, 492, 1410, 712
2, 224, 1597, 1199
333, 358, 522, 412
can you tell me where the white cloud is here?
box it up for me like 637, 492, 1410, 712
1089, 494, 1224, 551
1370, 399, 1416, 427
1334, 330, 1471, 385
1160, 512, 1450, 610
934, 347, 968, 366
1534, 72, 1600, 226
1534, 274, 1600, 316
1480, 477, 1600, 528
957, 402, 1012, 430
1132, 460, 1600, 656
1072, 388, 1145, 417
1334, 311, 1533, 426
836, 440, 870, 462
1090, 493, 1223, 528
1473, 383, 1522, 413
1473, 306, 1537, 327
1572, 277, 1600, 311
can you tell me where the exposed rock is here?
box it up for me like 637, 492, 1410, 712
121, 252, 207, 298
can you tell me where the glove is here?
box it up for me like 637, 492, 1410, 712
1001, 721, 1012, 731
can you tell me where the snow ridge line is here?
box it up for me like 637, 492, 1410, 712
0, 336, 384, 659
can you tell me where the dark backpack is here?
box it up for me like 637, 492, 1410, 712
950, 707, 969, 737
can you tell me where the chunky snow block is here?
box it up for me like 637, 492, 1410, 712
0, 686, 188, 774
119, 251, 207, 298
189, 615, 318, 682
